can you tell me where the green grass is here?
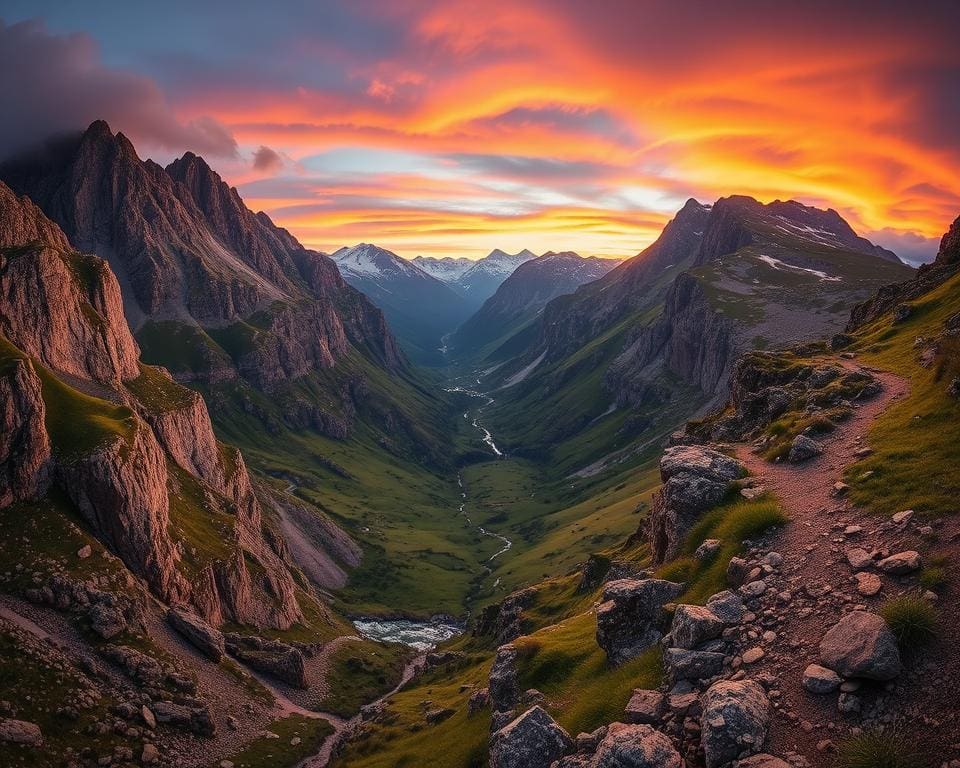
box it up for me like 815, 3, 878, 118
166, 463, 237, 575
846, 271, 960, 517
35, 364, 135, 460
918, 556, 949, 592
318, 640, 411, 718
879, 596, 937, 652
836, 730, 920, 768
657, 495, 787, 605
124, 363, 196, 413
513, 610, 663, 735
333, 654, 492, 768
137, 320, 232, 376
215, 713, 334, 768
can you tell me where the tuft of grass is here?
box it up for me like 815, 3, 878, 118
880, 596, 937, 651
836, 730, 919, 768
660, 496, 787, 605
919, 563, 948, 592
318, 640, 411, 718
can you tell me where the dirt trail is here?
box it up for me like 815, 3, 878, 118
729, 363, 960, 765
298, 654, 426, 768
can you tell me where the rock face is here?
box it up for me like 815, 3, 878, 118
488, 644, 520, 713
819, 611, 901, 680
648, 446, 743, 563
0, 175, 302, 631
596, 579, 684, 664
700, 680, 770, 768
489, 705, 572, 768
0, 355, 51, 507
1, 123, 402, 382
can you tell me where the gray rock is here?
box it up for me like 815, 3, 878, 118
726, 557, 751, 587
489, 645, 519, 712
819, 611, 901, 680
700, 680, 770, 768
877, 551, 921, 575
591, 722, 682, 768
649, 446, 743, 563
891, 510, 914, 526
468, 688, 490, 715
845, 548, 873, 571
740, 580, 767, 598
0, 718, 42, 746
788, 435, 823, 464
665, 648, 725, 681
167, 607, 225, 662
695, 539, 722, 561
624, 689, 665, 725
489, 706, 572, 768
706, 591, 746, 625
596, 579, 684, 664
802, 664, 841, 694
670, 605, 724, 650
88, 602, 128, 640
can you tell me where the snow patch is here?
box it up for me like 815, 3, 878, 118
757, 254, 842, 282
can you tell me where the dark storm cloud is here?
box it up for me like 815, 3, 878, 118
0, 20, 237, 160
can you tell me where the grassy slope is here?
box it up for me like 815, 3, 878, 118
844, 271, 960, 517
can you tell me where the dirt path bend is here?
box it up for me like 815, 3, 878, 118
298, 654, 426, 768
726, 363, 960, 766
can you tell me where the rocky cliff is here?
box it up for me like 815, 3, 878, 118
0, 120, 403, 384
0, 181, 302, 629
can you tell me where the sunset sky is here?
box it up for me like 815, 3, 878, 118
1, 1, 958, 263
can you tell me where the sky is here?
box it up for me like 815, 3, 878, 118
1, 1, 958, 264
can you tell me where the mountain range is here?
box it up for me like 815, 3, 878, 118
5, 118, 960, 768
450, 251, 621, 363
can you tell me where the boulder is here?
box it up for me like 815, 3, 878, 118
224, 633, 308, 688
88, 601, 128, 640
664, 648, 725, 681
141, 705, 157, 730
167, 607, 225, 662
591, 722, 682, 768
649, 446, 743, 563
695, 539, 722, 561
819, 611, 901, 680
737, 756, 791, 768
845, 548, 873, 571
489, 706, 572, 768
802, 664, 841, 694
700, 680, 770, 768
788, 435, 823, 463
141, 743, 160, 764
0, 718, 42, 746
596, 579, 683, 664
853, 572, 882, 596
706, 591, 746, 625
669, 605, 724, 649
468, 688, 490, 715
624, 690, 665, 725
877, 551, 921, 575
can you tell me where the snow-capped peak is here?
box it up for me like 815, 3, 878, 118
332, 243, 424, 280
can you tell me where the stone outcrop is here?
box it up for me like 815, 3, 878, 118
489, 706, 572, 768
167, 607, 225, 661
596, 578, 684, 664
648, 446, 743, 563
0, 718, 43, 746
555, 722, 683, 768
488, 644, 520, 713
224, 633, 308, 688
474, 588, 537, 644
700, 680, 770, 768
819, 611, 901, 680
